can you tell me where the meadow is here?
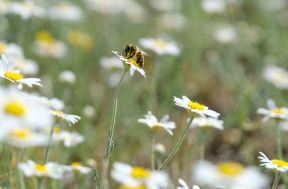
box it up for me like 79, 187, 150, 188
0, 0, 288, 188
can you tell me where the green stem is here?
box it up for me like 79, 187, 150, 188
272, 172, 280, 189
159, 116, 193, 170
100, 69, 128, 188
151, 134, 156, 170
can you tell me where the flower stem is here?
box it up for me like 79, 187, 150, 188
151, 134, 156, 170
159, 116, 193, 170
43, 124, 56, 165
100, 69, 128, 188
272, 172, 280, 189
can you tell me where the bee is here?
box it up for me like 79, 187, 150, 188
123, 44, 145, 68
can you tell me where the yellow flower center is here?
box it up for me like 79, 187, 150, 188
155, 39, 167, 49
10, 129, 31, 139
272, 108, 285, 115
4, 101, 26, 116
34, 164, 47, 172
71, 162, 82, 167
131, 167, 150, 179
0, 42, 7, 53
35, 32, 55, 44
217, 162, 243, 176
120, 186, 146, 189
4, 71, 23, 81
187, 101, 205, 111
271, 159, 288, 167
67, 31, 93, 50
53, 127, 60, 134
151, 123, 162, 132
52, 110, 64, 116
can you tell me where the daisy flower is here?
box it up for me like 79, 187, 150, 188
67, 31, 93, 50
9, 0, 45, 20
138, 111, 176, 135
33, 31, 67, 59
0, 41, 23, 59
258, 152, 288, 172
263, 65, 288, 90
192, 160, 268, 189
111, 162, 169, 189
257, 99, 288, 121
213, 26, 237, 44
177, 179, 200, 189
0, 87, 53, 130
4, 128, 49, 148
64, 162, 92, 174
190, 117, 224, 130
173, 96, 220, 118
139, 38, 180, 56
51, 110, 81, 126
58, 70, 76, 84
112, 50, 146, 77
53, 130, 84, 147
201, 0, 225, 14
18, 160, 64, 179
48, 3, 83, 22
11, 57, 39, 75
0, 55, 42, 89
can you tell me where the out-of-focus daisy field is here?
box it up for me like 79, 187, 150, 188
1, 0, 288, 188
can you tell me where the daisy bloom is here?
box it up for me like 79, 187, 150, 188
18, 160, 64, 179
192, 160, 268, 189
51, 110, 81, 126
201, 0, 225, 14
257, 99, 288, 121
48, 3, 83, 22
213, 26, 237, 44
139, 38, 180, 56
173, 96, 220, 118
138, 111, 176, 135
177, 179, 200, 189
111, 162, 169, 189
64, 162, 92, 174
0, 87, 53, 130
112, 51, 146, 77
9, 0, 45, 20
53, 130, 84, 147
258, 152, 288, 172
4, 128, 49, 148
263, 65, 288, 90
33, 31, 67, 59
0, 55, 42, 89
0, 41, 23, 59
58, 70, 76, 84
190, 117, 224, 130
11, 57, 39, 75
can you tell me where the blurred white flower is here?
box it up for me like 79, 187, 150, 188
18, 160, 64, 179
48, 3, 83, 22
53, 130, 84, 147
190, 117, 224, 130
67, 31, 93, 50
257, 99, 288, 122
0, 41, 23, 60
157, 13, 187, 31
263, 65, 288, 90
177, 179, 200, 189
64, 162, 92, 174
4, 128, 49, 148
51, 110, 81, 126
9, 0, 45, 20
11, 57, 39, 75
192, 160, 269, 189
149, 0, 174, 12
138, 111, 176, 135
139, 38, 180, 56
214, 26, 237, 44
111, 162, 169, 189
173, 96, 220, 118
201, 0, 225, 14
154, 143, 166, 154
0, 1, 10, 15
33, 31, 67, 59
38, 97, 65, 110
0, 87, 53, 130
0, 55, 42, 89
258, 152, 288, 172
58, 70, 76, 84
112, 51, 146, 77
83, 105, 95, 118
